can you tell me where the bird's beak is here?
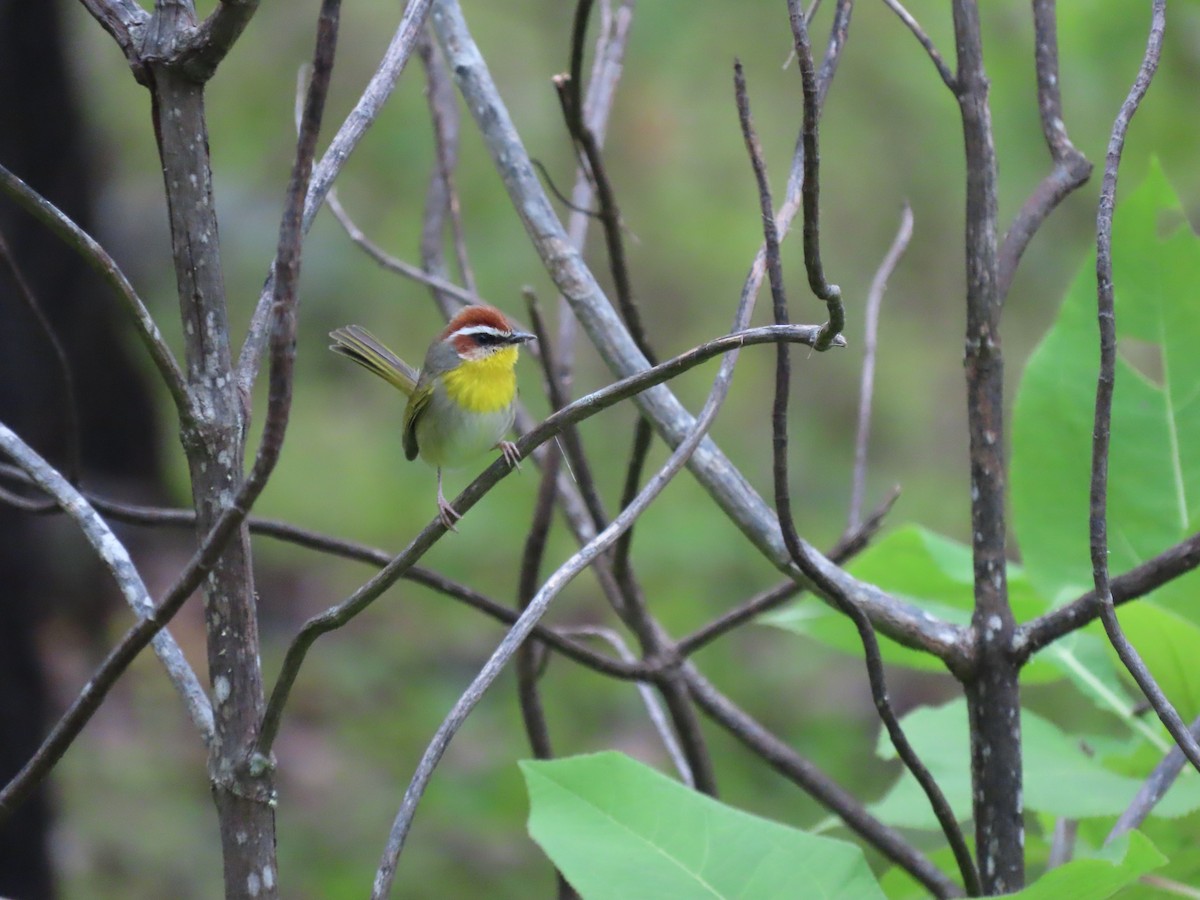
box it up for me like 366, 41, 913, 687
509, 331, 537, 345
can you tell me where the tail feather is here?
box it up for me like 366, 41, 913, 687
329, 325, 418, 396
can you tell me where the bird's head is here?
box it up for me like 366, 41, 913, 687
442, 305, 536, 362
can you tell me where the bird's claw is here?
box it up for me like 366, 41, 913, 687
499, 440, 522, 470
437, 497, 461, 532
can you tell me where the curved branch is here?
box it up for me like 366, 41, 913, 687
0, 162, 190, 421
1088, 0, 1198, 772
0, 424, 213, 747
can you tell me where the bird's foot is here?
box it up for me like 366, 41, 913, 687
498, 440, 522, 470
436, 476, 461, 532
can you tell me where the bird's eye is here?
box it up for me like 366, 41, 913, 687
473, 332, 502, 346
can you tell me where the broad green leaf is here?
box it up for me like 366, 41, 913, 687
763, 525, 1058, 681
1109, 602, 1200, 722
870, 701, 1200, 829
521, 752, 885, 900
1043, 629, 1173, 754
1000, 831, 1165, 899
1012, 161, 1200, 621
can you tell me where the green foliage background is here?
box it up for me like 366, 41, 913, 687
43, 0, 1200, 896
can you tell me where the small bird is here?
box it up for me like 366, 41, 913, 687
330, 305, 536, 530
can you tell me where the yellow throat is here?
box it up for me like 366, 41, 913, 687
441, 346, 520, 413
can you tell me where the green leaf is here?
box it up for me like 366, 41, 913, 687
870, 701, 1200, 829
1042, 629, 1173, 754
1000, 832, 1165, 899
1108, 602, 1200, 722
763, 525, 1058, 681
521, 752, 885, 900
1012, 161, 1200, 620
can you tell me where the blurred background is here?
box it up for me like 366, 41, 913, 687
2, 0, 1198, 896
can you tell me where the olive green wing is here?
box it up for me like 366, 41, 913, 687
401, 376, 434, 462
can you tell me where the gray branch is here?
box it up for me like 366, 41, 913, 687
0, 423, 213, 742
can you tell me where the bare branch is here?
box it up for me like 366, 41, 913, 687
0, 161, 190, 419
1107, 713, 1200, 843
881, 0, 957, 91
0, 423, 213, 747
736, 58, 977, 896
417, 32, 474, 319
567, 626, 694, 786
997, 0, 1093, 300
325, 187, 484, 307
76, 0, 150, 79
1014, 531, 1200, 660
786, 0, 844, 349
849, 204, 912, 531
176, 0, 261, 81
1088, 0, 1197, 775
238, 0, 435, 392
950, 0, 1023, 887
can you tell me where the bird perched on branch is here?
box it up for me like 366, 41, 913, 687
330, 305, 535, 530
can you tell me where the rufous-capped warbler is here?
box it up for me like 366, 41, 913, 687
330, 305, 535, 529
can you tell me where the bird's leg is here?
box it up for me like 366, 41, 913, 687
436, 467, 460, 531
498, 440, 522, 470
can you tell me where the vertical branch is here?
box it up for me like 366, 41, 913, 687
848, 204, 912, 532
996, 0, 1093, 300
417, 31, 475, 319
144, 52, 281, 894
1090, 0, 1199, 774
950, 0, 1021, 891
735, 59, 979, 897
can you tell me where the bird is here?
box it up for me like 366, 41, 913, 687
329, 305, 536, 530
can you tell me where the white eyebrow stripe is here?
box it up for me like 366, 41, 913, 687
452, 325, 510, 338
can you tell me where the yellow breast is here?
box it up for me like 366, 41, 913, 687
440, 346, 519, 413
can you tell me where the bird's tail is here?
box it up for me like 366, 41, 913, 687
329, 325, 419, 396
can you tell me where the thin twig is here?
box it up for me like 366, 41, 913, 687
238, 0, 435, 393
997, 0, 1093, 301
735, 57, 979, 897
0, 162, 189, 419
1014, 531, 1200, 661
567, 626, 694, 786
786, 0, 844, 350
1106, 714, 1200, 843
1089, 0, 1198, 775
515, 307, 565, 762
679, 488, 899, 658
881, 0, 957, 91
0, 231, 83, 484
848, 204, 912, 531
325, 187, 483, 308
